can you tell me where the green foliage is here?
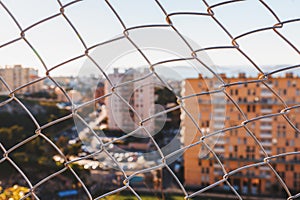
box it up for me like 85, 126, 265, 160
0, 97, 85, 197
155, 87, 177, 105
37, 156, 51, 165
0, 97, 70, 131
154, 87, 180, 129
0, 97, 74, 183
12, 152, 29, 163
0, 125, 25, 148
67, 142, 82, 155
57, 135, 68, 146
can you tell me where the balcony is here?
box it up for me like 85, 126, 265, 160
261, 141, 272, 146
259, 174, 271, 179
260, 149, 272, 154
213, 108, 226, 113
217, 139, 226, 145
260, 133, 272, 138
213, 116, 226, 121
214, 163, 222, 168
213, 146, 225, 152
214, 92, 225, 97
259, 166, 271, 171
260, 147, 272, 154
214, 170, 224, 176
260, 81, 273, 87
260, 125, 272, 130
212, 101, 227, 105
261, 90, 273, 97
213, 123, 224, 129
260, 117, 272, 122
261, 108, 272, 113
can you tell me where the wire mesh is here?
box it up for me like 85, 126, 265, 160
0, 0, 299, 199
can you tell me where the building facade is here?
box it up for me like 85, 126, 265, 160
104, 68, 155, 136
182, 73, 300, 195
0, 65, 41, 95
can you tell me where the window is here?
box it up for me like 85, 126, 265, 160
198, 113, 201, 120
294, 181, 299, 189
277, 131, 281, 138
286, 165, 290, 171
279, 172, 285, 179
234, 146, 238, 152
247, 105, 251, 112
246, 146, 250, 152
277, 148, 280, 154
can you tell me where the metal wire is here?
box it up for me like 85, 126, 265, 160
0, 0, 299, 199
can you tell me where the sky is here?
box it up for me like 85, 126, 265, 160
0, 0, 299, 77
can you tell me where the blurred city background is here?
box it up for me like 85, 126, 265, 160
0, 0, 299, 200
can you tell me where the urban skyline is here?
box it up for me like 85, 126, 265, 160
0, 1, 299, 77
1, 64, 300, 198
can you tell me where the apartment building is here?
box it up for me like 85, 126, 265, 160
104, 68, 155, 136
182, 72, 300, 195
0, 65, 41, 95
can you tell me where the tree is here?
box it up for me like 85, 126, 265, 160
0, 125, 24, 148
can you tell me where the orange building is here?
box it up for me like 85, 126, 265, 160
182, 72, 300, 195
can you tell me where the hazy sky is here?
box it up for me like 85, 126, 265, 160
0, 0, 299, 76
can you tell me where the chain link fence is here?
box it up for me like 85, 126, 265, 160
0, 0, 299, 199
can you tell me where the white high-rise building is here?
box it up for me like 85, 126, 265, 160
104, 68, 155, 136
